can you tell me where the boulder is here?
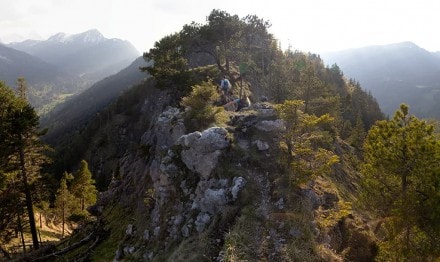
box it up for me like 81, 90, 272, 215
181, 225, 190, 238
152, 107, 186, 149
231, 177, 246, 200
178, 127, 230, 179
253, 140, 270, 151
199, 188, 229, 214
125, 224, 134, 236
195, 212, 211, 233
255, 119, 285, 132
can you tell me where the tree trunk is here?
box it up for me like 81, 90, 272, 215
0, 245, 10, 259
62, 200, 65, 238
19, 147, 39, 250
17, 212, 26, 253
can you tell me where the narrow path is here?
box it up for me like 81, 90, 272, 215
252, 170, 271, 219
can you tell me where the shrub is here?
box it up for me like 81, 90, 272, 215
181, 80, 224, 131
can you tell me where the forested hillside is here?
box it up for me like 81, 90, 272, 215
0, 44, 85, 112
40, 56, 149, 145
1, 10, 439, 262
322, 42, 440, 118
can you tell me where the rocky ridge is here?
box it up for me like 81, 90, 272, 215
92, 101, 376, 261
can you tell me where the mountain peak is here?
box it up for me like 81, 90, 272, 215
47, 29, 105, 44
70, 29, 105, 44
48, 32, 68, 42
388, 41, 420, 49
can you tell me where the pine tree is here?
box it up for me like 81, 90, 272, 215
360, 104, 440, 260
180, 80, 223, 132
348, 114, 366, 148
71, 160, 97, 213
0, 81, 49, 250
16, 77, 27, 100
54, 172, 75, 238
275, 100, 339, 184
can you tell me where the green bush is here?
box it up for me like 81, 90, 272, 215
181, 80, 224, 132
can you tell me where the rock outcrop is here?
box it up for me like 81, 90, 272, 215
178, 127, 230, 179
91, 102, 375, 262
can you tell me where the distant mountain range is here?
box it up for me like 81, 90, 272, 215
8, 29, 139, 81
0, 43, 83, 110
0, 29, 140, 113
321, 42, 440, 118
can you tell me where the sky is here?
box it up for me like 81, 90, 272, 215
0, 0, 439, 54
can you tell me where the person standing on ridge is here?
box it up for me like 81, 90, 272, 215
220, 76, 231, 97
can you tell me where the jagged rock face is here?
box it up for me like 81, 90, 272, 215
96, 102, 375, 262
103, 104, 253, 260
255, 119, 285, 132
177, 127, 230, 179
142, 106, 186, 149
191, 177, 246, 215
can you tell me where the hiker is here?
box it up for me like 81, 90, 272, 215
220, 76, 231, 97
223, 95, 251, 111
236, 95, 251, 110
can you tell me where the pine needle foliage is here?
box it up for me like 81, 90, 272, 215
276, 100, 339, 185
70, 160, 97, 214
360, 104, 440, 260
180, 80, 224, 132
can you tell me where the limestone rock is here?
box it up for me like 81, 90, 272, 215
195, 212, 211, 233
199, 188, 228, 214
191, 177, 246, 215
253, 139, 270, 151
178, 127, 230, 179
143, 230, 150, 241
255, 119, 285, 132
125, 224, 134, 236
275, 197, 285, 210
181, 225, 190, 238
153, 226, 160, 236
123, 246, 135, 255
253, 102, 277, 118
145, 106, 186, 149
231, 177, 246, 200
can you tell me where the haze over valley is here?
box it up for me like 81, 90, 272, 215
322, 41, 440, 118
0, 29, 139, 114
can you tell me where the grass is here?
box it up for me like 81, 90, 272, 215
90, 204, 130, 261
4, 212, 72, 256
222, 205, 263, 261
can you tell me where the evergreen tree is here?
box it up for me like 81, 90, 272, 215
360, 104, 440, 260
263, 49, 298, 103
54, 172, 75, 238
348, 114, 366, 148
0, 175, 20, 258
71, 160, 97, 213
142, 33, 190, 90
16, 77, 27, 100
0, 81, 49, 250
276, 100, 339, 184
180, 80, 223, 132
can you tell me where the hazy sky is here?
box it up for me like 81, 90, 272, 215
0, 0, 439, 54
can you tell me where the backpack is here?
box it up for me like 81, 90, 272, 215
221, 79, 230, 90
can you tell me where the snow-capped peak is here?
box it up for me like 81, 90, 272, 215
48, 32, 68, 42
69, 29, 105, 43
47, 29, 105, 44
